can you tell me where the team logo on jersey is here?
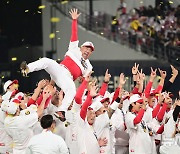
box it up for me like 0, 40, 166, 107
25, 110, 30, 115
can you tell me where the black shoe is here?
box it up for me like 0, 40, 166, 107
20, 61, 28, 77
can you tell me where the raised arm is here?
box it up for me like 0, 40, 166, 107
144, 67, 157, 98
80, 83, 98, 121
37, 89, 51, 117
163, 65, 178, 91
111, 73, 126, 103
69, 8, 81, 42
155, 68, 166, 93
99, 69, 111, 96
27, 79, 46, 106
132, 63, 139, 87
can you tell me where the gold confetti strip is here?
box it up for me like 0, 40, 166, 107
38, 5, 46, 9
61, 0, 69, 5
11, 57, 17, 61
25, 10, 29, 13
51, 17, 60, 23
169, 1, 173, 4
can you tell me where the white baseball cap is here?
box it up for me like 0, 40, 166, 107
102, 91, 115, 104
129, 94, 143, 104
6, 98, 20, 115
81, 41, 94, 51
89, 96, 103, 112
4, 80, 18, 92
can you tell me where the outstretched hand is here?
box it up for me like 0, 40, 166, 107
69, 8, 81, 20
104, 69, 111, 83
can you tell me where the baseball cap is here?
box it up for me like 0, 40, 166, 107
88, 96, 103, 111
81, 41, 94, 51
89, 101, 103, 112
4, 80, 18, 92
129, 94, 143, 104
6, 98, 20, 115
100, 97, 110, 103
102, 91, 115, 104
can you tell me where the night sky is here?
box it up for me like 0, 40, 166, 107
0, 0, 42, 48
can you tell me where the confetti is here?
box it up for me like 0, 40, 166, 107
49, 33, 55, 39
51, 17, 60, 23
11, 57, 17, 61
38, 5, 46, 9
61, 0, 69, 5
25, 10, 29, 13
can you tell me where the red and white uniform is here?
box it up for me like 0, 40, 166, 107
125, 111, 153, 154
76, 94, 100, 154
26, 19, 93, 112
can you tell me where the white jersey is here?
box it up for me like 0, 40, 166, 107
125, 112, 152, 154
143, 106, 153, 123
122, 99, 130, 113
66, 41, 93, 77
26, 130, 69, 154
76, 116, 99, 154
94, 112, 111, 154
4, 112, 38, 153
0, 108, 13, 154
65, 102, 81, 154
110, 108, 129, 154
160, 116, 180, 154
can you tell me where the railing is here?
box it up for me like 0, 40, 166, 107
53, 2, 180, 68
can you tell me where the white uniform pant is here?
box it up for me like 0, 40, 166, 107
115, 145, 128, 154
28, 57, 76, 111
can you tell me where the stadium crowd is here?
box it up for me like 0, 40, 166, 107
109, 2, 180, 58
